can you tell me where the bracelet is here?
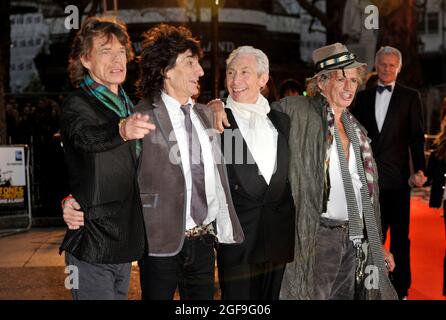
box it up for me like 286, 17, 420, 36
61, 195, 74, 210
118, 118, 128, 141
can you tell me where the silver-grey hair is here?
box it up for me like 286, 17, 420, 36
226, 46, 269, 75
375, 46, 402, 67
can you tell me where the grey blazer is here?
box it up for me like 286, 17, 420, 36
135, 93, 244, 257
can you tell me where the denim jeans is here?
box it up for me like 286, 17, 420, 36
65, 253, 131, 300
313, 217, 356, 300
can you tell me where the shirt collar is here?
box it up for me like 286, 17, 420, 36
161, 91, 194, 110
377, 81, 395, 89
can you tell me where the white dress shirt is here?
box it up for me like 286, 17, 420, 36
161, 92, 226, 230
375, 81, 395, 132
226, 95, 278, 184
322, 135, 363, 221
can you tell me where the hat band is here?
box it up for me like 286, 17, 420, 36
316, 52, 357, 71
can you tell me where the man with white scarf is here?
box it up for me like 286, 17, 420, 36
213, 43, 398, 300
216, 46, 295, 300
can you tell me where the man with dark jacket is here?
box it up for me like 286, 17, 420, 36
216, 46, 295, 300
352, 46, 426, 299
59, 16, 154, 299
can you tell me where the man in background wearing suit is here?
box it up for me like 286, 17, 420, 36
352, 46, 427, 299
216, 46, 295, 300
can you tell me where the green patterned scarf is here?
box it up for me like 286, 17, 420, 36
80, 74, 141, 156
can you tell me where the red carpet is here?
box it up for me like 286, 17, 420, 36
385, 194, 445, 300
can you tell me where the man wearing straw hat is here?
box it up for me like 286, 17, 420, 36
213, 43, 398, 300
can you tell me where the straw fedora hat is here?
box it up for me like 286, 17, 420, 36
312, 42, 367, 77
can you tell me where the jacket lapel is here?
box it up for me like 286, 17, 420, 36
193, 104, 212, 130
377, 83, 401, 140
224, 109, 268, 199
151, 94, 181, 157
136, 94, 184, 175
262, 111, 289, 202
370, 89, 379, 133
192, 103, 226, 170
365, 88, 379, 138
371, 83, 402, 155
356, 87, 380, 149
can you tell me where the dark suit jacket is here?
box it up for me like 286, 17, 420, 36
352, 83, 425, 190
59, 89, 146, 264
135, 93, 244, 257
217, 108, 295, 267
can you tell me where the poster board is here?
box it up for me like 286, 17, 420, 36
0, 146, 27, 209
0, 145, 31, 234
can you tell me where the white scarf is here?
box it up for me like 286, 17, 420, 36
226, 94, 278, 184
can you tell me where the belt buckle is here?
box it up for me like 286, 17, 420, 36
185, 223, 214, 239
185, 225, 204, 238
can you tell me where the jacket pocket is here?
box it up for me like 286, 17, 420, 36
140, 193, 159, 209
87, 200, 123, 220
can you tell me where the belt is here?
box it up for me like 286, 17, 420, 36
320, 217, 349, 229
185, 223, 216, 239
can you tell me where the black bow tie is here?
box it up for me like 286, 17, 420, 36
377, 85, 392, 94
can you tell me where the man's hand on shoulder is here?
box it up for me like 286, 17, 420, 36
207, 99, 230, 133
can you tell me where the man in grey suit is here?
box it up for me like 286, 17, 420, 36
63, 24, 244, 300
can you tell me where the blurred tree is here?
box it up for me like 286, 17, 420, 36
296, 0, 348, 44
0, 0, 11, 144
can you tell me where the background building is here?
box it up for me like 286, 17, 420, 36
10, 0, 318, 101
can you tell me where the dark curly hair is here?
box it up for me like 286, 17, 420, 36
67, 16, 134, 87
136, 24, 203, 98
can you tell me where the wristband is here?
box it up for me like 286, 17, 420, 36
118, 118, 128, 141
